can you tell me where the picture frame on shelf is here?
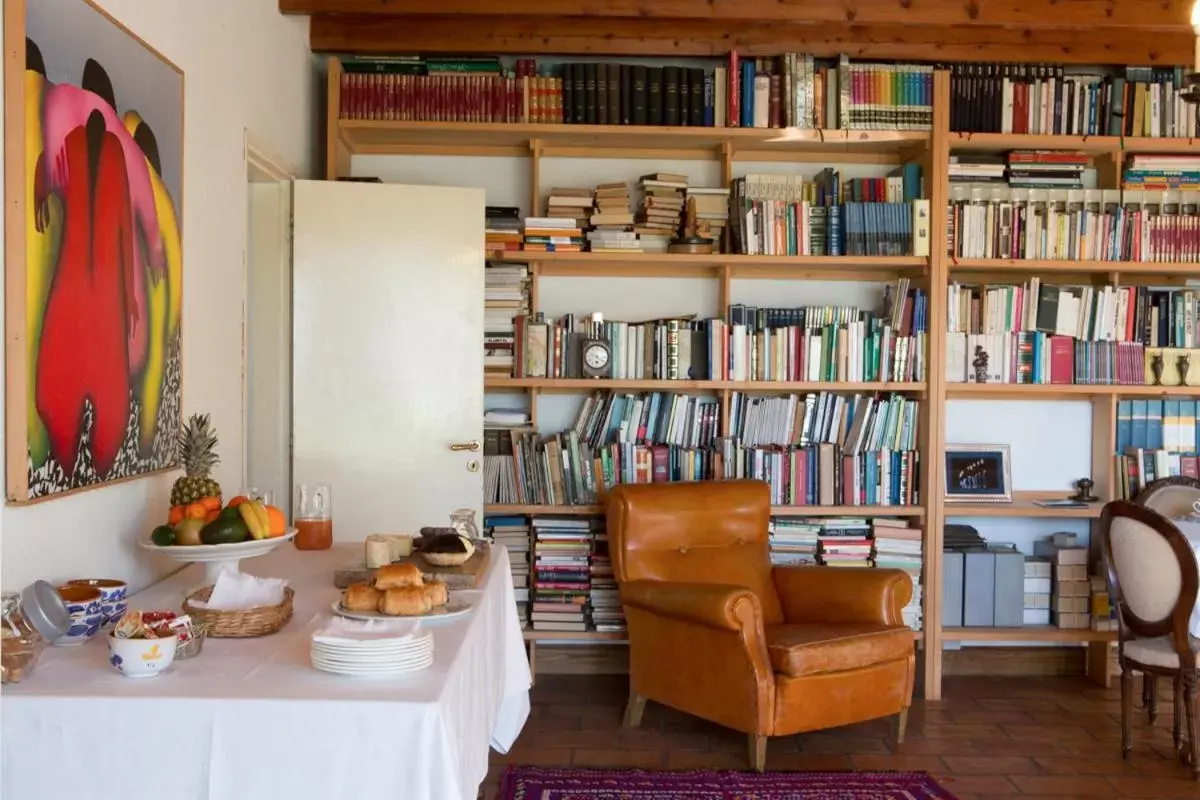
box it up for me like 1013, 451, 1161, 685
944, 444, 1012, 504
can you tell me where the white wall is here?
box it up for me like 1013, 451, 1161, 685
1, 0, 316, 591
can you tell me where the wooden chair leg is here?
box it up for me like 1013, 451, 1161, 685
1145, 674, 1159, 724
748, 734, 767, 773
623, 691, 646, 729
1175, 675, 1185, 757
1121, 662, 1134, 761
1183, 672, 1199, 780
892, 708, 909, 746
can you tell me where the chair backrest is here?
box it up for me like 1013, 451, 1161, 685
1100, 501, 1198, 648
1135, 476, 1200, 519
607, 480, 783, 624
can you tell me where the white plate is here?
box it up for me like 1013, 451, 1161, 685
312, 655, 433, 670
138, 529, 298, 560
312, 646, 432, 663
312, 641, 432, 657
312, 631, 433, 649
330, 600, 472, 622
311, 656, 433, 675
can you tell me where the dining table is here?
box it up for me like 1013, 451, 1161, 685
1174, 518, 1200, 638
2, 541, 532, 800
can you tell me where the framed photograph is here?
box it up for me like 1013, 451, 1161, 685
944, 444, 1013, 504
5, 0, 184, 502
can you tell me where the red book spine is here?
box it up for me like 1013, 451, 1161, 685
729, 50, 740, 128
1049, 335, 1074, 384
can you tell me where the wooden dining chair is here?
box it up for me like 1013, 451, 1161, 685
1100, 501, 1200, 779
1134, 477, 1200, 723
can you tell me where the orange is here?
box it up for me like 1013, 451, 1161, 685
227, 495, 249, 509
265, 505, 286, 537
184, 502, 208, 520
199, 496, 221, 512
167, 506, 184, 525
204, 508, 220, 523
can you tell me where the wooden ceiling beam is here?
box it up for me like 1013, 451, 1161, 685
309, 14, 1193, 66
283, 0, 1192, 30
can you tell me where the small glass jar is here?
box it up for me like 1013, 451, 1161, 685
449, 508, 480, 541
1, 592, 48, 684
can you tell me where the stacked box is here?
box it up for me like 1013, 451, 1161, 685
1034, 534, 1091, 629
1022, 557, 1051, 626
1090, 574, 1117, 631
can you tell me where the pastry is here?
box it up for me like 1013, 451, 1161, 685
422, 580, 448, 607
379, 586, 431, 616
420, 533, 476, 567
343, 583, 382, 612
373, 562, 423, 589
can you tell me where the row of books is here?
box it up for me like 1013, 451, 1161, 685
1117, 448, 1200, 501
948, 282, 1200, 349
947, 64, 1200, 138
483, 260, 530, 375
1116, 399, 1200, 455
946, 332, 1147, 386
486, 516, 532, 624
947, 187, 1200, 263
1123, 154, 1200, 192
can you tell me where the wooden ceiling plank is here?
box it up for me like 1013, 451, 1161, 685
282, 0, 1191, 29
309, 15, 1193, 66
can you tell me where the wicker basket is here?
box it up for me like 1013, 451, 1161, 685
182, 586, 294, 638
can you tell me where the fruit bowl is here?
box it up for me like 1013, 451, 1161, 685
139, 530, 297, 587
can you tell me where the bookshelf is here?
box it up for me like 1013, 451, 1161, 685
323, 56, 1200, 700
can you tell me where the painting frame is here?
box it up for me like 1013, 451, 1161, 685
943, 444, 1013, 504
4, 0, 185, 503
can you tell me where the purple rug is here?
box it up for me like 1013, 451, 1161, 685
498, 766, 958, 799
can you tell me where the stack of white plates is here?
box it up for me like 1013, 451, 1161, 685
310, 627, 434, 676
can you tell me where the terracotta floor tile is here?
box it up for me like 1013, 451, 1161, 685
851, 754, 947, 772
570, 748, 663, 769
767, 752, 855, 771
932, 775, 1020, 794
1031, 756, 1142, 776
920, 723, 1009, 739
664, 750, 749, 770
999, 725, 1097, 743
1105, 775, 1200, 797
1009, 775, 1119, 795
940, 756, 1043, 775
965, 738, 1077, 757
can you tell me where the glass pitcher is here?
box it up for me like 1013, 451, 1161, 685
449, 508, 480, 542
295, 484, 333, 551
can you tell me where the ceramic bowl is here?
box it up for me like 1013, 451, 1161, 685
54, 585, 103, 646
107, 633, 178, 678
66, 579, 128, 626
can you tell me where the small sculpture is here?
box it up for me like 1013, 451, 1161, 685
1150, 352, 1165, 386
972, 345, 990, 384
1178, 352, 1192, 386
1070, 478, 1099, 503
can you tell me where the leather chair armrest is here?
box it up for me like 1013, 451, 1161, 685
773, 566, 912, 626
621, 580, 763, 631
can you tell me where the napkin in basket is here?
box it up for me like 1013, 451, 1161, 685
191, 569, 288, 610
313, 616, 421, 644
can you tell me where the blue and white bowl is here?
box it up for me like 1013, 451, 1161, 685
54, 585, 103, 646
107, 632, 178, 678
66, 579, 128, 626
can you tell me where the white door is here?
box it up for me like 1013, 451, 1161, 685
291, 180, 484, 541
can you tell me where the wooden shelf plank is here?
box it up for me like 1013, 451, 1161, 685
340, 121, 931, 158
485, 503, 923, 517
949, 258, 1200, 276
948, 133, 1123, 154
485, 377, 927, 393
488, 251, 927, 279
945, 491, 1106, 519
943, 626, 1117, 643
947, 383, 1200, 398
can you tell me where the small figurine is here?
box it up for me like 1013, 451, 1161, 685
1178, 352, 1192, 386
1070, 478, 1099, 503
972, 345, 990, 384
1150, 352, 1165, 386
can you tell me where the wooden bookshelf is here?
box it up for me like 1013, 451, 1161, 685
326, 58, 1200, 699
943, 626, 1117, 643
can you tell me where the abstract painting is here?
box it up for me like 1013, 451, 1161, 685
6, 0, 183, 501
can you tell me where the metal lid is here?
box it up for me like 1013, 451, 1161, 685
21, 580, 70, 641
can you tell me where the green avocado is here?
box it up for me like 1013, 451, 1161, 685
218, 505, 241, 520
150, 525, 176, 546
200, 517, 249, 545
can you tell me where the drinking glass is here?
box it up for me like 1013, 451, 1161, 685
294, 484, 332, 551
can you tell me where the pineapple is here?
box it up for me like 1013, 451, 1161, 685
170, 414, 222, 505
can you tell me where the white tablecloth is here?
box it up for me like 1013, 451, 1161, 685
2, 543, 532, 800
1182, 525, 1200, 638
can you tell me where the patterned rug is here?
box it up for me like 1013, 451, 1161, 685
497, 766, 959, 799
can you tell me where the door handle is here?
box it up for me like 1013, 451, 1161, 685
449, 440, 481, 452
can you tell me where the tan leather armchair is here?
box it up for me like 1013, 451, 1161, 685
608, 480, 917, 771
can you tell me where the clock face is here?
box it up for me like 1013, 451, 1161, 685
584, 344, 610, 369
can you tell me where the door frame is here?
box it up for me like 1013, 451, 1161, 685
243, 132, 297, 496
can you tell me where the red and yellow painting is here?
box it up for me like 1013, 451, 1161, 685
11, 0, 183, 500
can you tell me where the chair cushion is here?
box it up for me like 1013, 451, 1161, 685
765, 623, 915, 678
1122, 635, 1200, 670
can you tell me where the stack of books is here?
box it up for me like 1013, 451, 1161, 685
523, 217, 583, 252
1123, 154, 1200, 191
768, 518, 820, 566
531, 517, 593, 632
485, 206, 523, 252
816, 518, 873, 567
636, 173, 686, 251
871, 519, 923, 631
1023, 557, 1052, 626
546, 187, 594, 229
589, 525, 625, 634
686, 187, 730, 251
948, 155, 1006, 184
484, 262, 529, 375
485, 515, 531, 627
587, 182, 639, 252
1006, 151, 1087, 190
